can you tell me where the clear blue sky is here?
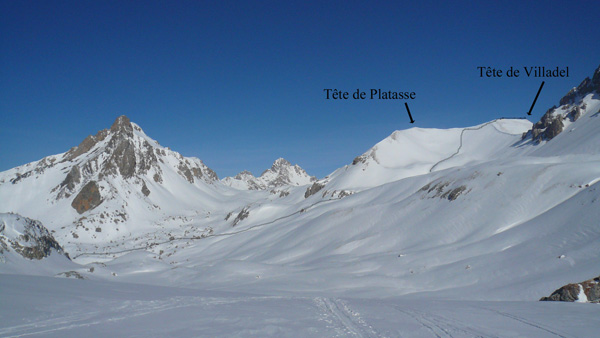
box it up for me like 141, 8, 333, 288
1, 0, 599, 178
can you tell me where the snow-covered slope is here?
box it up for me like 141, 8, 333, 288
320, 118, 532, 191
2, 273, 599, 338
0, 213, 78, 276
530, 92, 600, 156
222, 158, 316, 190
2, 65, 600, 337
0, 116, 260, 258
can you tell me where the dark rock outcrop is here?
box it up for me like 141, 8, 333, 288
420, 181, 469, 201
305, 182, 325, 198
0, 213, 68, 260
567, 106, 582, 122
544, 117, 564, 140
541, 275, 600, 302
55, 165, 81, 198
110, 115, 134, 137
526, 107, 565, 143
64, 129, 108, 161
71, 181, 103, 214
56, 271, 85, 279
524, 64, 600, 143
559, 64, 600, 106
232, 207, 250, 226
141, 181, 151, 196
352, 154, 368, 165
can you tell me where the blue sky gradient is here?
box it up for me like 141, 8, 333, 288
1, 1, 599, 178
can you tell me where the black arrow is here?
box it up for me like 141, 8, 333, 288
405, 102, 415, 123
527, 81, 545, 116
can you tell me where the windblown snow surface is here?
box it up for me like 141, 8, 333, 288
1, 95, 600, 337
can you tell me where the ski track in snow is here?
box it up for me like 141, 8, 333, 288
476, 306, 571, 338
393, 306, 492, 338
72, 197, 343, 260
0, 296, 279, 337
314, 298, 383, 338
429, 118, 519, 173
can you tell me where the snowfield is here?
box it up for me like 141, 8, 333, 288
2, 274, 600, 338
1, 86, 600, 336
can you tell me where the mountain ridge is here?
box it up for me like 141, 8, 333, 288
222, 157, 316, 190
0, 65, 599, 306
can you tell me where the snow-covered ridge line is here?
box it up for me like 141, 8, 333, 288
429, 118, 526, 173
222, 157, 316, 190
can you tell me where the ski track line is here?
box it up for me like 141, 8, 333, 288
314, 297, 383, 338
394, 307, 453, 338
429, 118, 523, 173
476, 307, 570, 338
72, 197, 342, 259
0, 296, 278, 338
393, 306, 493, 338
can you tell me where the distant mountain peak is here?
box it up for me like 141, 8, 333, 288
223, 158, 316, 190
3, 115, 218, 216
271, 158, 291, 168
524, 64, 600, 143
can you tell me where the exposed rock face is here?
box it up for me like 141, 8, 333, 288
567, 106, 582, 122
141, 181, 151, 196
524, 64, 600, 143
0, 213, 68, 260
544, 118, 564, 140
56, 271, 85, 279
559, 65, 600, 106
305, 182, 325, 198
55, 165, 81, 198
541, 275, 600, 303
352, 154, 368, 165
110, 115, 134, 136
64, 129, 108, 161
71, 181, 102, 214
105, 139, 137, 178
232, 207, 250, 226
446, 186, 467, 201
420, 181, 469, 201
527, 107, 565, 143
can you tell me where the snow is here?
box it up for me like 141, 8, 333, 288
222, 158, 315, 190
532, 93, 600, 156
1, 274, 599, 337
576, 284, 589, 303
1, 94, 600, 336
321, 119, 532, 191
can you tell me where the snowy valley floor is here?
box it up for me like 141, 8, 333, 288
1, 274, 599, 338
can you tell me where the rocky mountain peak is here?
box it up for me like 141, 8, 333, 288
271, 158, 291, 169
524, 64, 600, 143
109, 115, 133, 136
260, 158, 316, 188
0, 115, 219, 215
234, 170, 255, 179
559, 64, 600, 106
223, 158, 316, 190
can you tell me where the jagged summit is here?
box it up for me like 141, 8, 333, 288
53, 115, 218, 205
559, 65, 600, 106
110, 115, 133, 134
523, 64, 600, 143
222, 158, 316, 190
1, 115, 219, 219
266, 158, 292, 171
